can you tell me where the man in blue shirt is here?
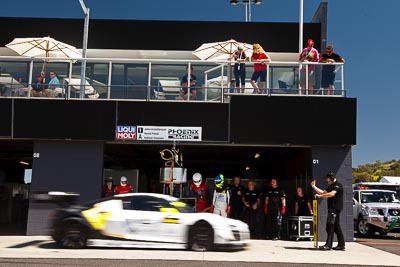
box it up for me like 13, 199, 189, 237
45, 71, 60, 97
48, 71, 60, 89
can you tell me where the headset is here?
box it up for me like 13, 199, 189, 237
326, 171, 336, 182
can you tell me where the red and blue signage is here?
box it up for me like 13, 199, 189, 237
115, 126, 137, 140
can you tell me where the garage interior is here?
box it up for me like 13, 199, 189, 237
0, 140, 314, 235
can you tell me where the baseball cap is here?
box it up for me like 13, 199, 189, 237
36, 73, 43, 77
326, 172, 336, 179
238, 44, 244, 50
307, 39, 314, 46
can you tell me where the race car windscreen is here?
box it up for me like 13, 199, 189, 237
165, 196, 195, 213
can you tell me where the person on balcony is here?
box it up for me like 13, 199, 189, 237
230, 44, 249, 93
30, 73, 46, 97
250, 43, 270, 94
180, 66, 197, 100
319, 45, 345, 95
299, 39, 319, 94
44, 71, 60, 97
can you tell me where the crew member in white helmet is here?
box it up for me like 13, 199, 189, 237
187, 172, 210, 212
114, 176, 133, 195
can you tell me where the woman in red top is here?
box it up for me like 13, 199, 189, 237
250, 43, 270, 94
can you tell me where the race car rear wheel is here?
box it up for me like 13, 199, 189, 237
60, 222, 88, 249
189, 221, 214, 251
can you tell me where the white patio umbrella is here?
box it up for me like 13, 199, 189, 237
6, 36, 82, 76
193, 39, 253, 95
192, 39, 253, 61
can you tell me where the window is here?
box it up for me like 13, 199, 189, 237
353, 192, 358, 203
127, 196, 170, 211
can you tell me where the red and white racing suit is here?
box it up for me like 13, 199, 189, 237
189, 183, 209, 212
114, 184, 133, 195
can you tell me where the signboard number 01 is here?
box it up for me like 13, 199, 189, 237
313, 159, 319, 164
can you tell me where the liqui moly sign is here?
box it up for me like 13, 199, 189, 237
115, 126, 137, 140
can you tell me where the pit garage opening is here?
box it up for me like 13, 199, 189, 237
103, 143, 314, 209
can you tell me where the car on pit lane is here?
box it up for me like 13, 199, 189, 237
48, 192, 250, 250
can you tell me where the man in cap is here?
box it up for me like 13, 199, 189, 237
311, 172, 345, 251
299, 39, 319, 94
319, 45, 345, 95
30, 73, 46, 97
114, 176, 134, 195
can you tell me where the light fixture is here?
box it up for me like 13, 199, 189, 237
254, 152, 261, 159
20, 161, 29, 166
229, 0, 262, 22
246, 166, 250, 171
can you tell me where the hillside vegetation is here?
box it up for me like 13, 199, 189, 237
352, 159, 400, 183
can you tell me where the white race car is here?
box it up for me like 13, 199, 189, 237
49, 193, 250, 251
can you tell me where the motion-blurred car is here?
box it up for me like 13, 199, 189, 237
47, 192, 250, 250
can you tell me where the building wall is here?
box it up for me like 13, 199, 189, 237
0, 96, 356, 236
0, 18, 322, 52
230, 96, 356, 146
27, 141, 104, 235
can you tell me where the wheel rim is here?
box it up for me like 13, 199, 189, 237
62, 228, 86, 248
191, 224, 212, 251
358, 219, 369, 235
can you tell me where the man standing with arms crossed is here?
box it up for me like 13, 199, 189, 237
264, 177, 286, 240
311, 172, 345, 251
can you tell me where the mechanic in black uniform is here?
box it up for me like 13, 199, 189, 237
242, 179, 261, 238
294, 186, 313, 216
311, 171, 345, 251
229, 175, 245, 221
264, 177, 286, 240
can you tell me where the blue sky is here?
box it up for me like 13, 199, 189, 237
1, 0, 399, 167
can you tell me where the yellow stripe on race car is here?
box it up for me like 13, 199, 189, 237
170, 201, 186, 207
81, 205, 112, 230
160, 207, 179, 213
163, 218, 180, 224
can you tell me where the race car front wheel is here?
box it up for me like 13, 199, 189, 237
188, 221, 214, 251
60, 222, 88, 249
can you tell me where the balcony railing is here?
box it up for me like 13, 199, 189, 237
0, 56, 345, 102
